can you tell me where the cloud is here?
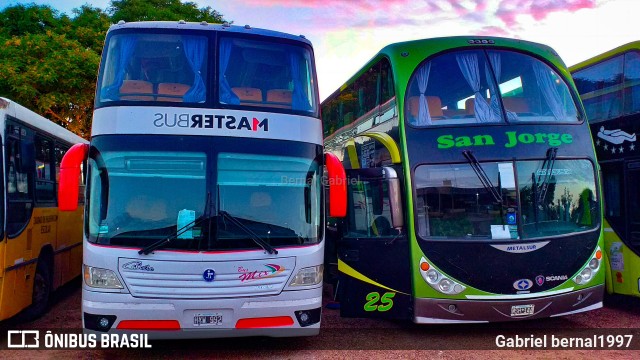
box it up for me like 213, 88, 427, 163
496, 0, 596, 26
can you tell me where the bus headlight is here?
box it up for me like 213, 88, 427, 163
289, 265, 323, 286
84, 265, 124, 289
573, 246, 601, 285
418, 257, 465, 295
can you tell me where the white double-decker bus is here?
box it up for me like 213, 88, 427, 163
58, 21, 346, 338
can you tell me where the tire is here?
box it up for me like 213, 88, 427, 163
21, 258, 52, 321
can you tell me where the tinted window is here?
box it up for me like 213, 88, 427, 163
97, 33, 208, 104
322, 58, 396, 138
407, 50, 579, 126
5, 123, 34, 237
624, 51, 640, 114
219, 36, 317, 114
346, 177, 394, 238
35, 135, 55, 202
407, 50, 499, 126
573, 55, 624, 122
517, 159, 599, 238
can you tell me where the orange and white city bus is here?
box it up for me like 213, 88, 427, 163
58, 21, 346, 338
0, 98, 87, 320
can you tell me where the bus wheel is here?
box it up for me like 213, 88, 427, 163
22, 258, 52, 321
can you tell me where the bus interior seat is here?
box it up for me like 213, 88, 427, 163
465, 98, 475, 115
266, 89, 292, 108
467, 97, 531, 115
502, 97, 530, 113
157, 83, 190, 102
232, 87, 263, 106
119, 80, 154, 101
407, 96, 444, 120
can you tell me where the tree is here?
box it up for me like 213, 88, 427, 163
0, 4, 70, 38
0, 1, 227, 138
0, 31, 100, 137
109, 0, 224, 23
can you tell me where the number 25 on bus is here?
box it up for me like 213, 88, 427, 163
322, 37, 605, 323
57, 21, 347, 338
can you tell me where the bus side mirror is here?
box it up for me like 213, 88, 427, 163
325, 153, 347, 218
59, 143, 89, 211
19, 138, 35, 173
383, 167, 404, 229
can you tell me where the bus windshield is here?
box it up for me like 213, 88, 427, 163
414, 159, 598, 240
406, 49, 579, 126
85, 136, 322, 250
96, 31, 317, 115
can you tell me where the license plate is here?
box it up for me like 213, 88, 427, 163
194, 313, 223, 326
511, 304, 535, 317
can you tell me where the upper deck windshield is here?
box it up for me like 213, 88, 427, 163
85, 135, 322, 251
96, 30, 318, 115
405, 49, 579, 126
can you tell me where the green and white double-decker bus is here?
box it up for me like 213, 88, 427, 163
322, 37, 604, 323
571, 41, 640, 298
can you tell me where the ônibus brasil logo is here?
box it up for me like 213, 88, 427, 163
154, 113, 269, 132
238, 264, 284, 282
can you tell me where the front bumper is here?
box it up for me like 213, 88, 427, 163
414, 285, 604, 323
82, 286, 322, 339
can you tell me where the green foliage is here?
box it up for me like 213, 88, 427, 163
0, 1, 227, 138
0, 32, 100, 137
109, 0, 224, 23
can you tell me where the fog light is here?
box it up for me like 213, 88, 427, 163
294, 308, 321, 327
448, 304, 457, 313
99, 317, 110, 329
299, 312, 310, 323
83, 313, 117, 332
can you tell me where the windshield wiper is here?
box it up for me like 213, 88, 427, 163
462, 150, 505, 227
462, 150, 503, 204
218, 211, 278, 255
139, 192, 211, 255
536, 147, 558, 205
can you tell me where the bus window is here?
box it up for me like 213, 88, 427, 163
407, 50, 579, 126
517, 159, 599, 239
98, 33, 208, 104
487, 50, 578, 123
346, 178, 393, 238
623, 51, 640, 114
219, 37, 317, 114
573, 55, 624, 122
601, 163, 624, 233
35, 135, 55, 203
5, 130, 34, 237
406, 50, 501, 126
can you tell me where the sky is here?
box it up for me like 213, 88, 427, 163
3, 0, 640, 100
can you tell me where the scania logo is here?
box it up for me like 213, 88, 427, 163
154, 113, 269, 132
122, 261, 154, 272
513, 279, 533, 291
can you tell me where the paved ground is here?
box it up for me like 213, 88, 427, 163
2, 279, 640, 359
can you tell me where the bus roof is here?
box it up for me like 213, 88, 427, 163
326, 36, 564, 101
0, 97, 87, 145
107, 21, 312, 46
570, 40, 640, 72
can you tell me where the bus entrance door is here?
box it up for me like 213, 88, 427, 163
336, 167, 412, 319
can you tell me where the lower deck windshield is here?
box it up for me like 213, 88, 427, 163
414, 159, 599, 240
86, 135, 322, 251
